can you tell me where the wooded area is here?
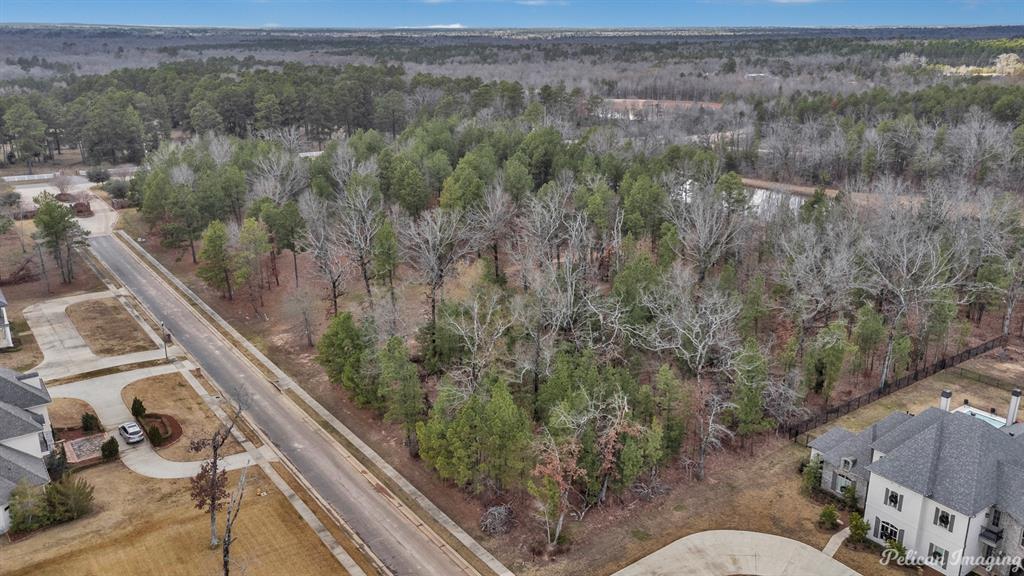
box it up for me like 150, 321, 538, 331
3, 25, 1023, 560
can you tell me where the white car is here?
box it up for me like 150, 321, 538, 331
119, 422, 145, 444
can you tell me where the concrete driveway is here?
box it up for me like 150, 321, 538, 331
48, 364, 252, 479
13, 174, 118, 237
22, 289, 172, 379
613, 530, 861, 576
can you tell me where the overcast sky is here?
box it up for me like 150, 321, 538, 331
0, 0, 1021, 29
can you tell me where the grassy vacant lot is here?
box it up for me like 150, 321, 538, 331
120, 372, 244, 461
65, 297, 156, 357
0, 464, 345, 576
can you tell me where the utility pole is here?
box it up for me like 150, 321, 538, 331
161, 321, 170, 360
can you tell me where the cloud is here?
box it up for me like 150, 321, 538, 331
425, 23, 466, 28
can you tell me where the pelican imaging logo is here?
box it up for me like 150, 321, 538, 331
880, 548, 1023, 570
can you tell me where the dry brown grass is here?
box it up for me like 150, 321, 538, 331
269, 461, 380, 576
812, 348, 1024, 439
120, 372, 244, 462
0, 464, 346, 576
65, 297, 156, 356
508, 439, 900, 576
0, 327, 42, 373
48, 398, 96, 429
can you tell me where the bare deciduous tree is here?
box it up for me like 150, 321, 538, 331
299, 193, 349, 316
221, 466, 250, 576
860, 188, 971, 388
470, 182, 516, 281
189, 403, 242, 549
334, 181, 383, 302
400, 208, 474, 339
774, 217, 860, 358
693, 393, 735, 481
666, 185, 744, 283
639, 266, 740, 387
446, 288, 513, 391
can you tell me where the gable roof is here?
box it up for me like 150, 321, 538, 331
0, 401, 44, 442
816, 411, 913, 480
870, 407, 948, 455
0, 368, 50, 409
865, 410, 1022, 516
809, 427, 854, 453
0, 287, 7, 308
0, 443, 49, 504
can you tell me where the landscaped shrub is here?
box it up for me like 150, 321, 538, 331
848, 512, 869, 545
102, 178, 129, 199
819, 504, 839, 529
80, 412, 100, 432
841, 483, 859, 511
45, 447, 67, 478
45, 474, 94, 522
884, 538, 907, 560
801, 457, 822, 494
101, 437, 119, 461
85, 167, 110, 183
131, 397, 146, 419
147, 424, 163, 447
8, 474, 95, 534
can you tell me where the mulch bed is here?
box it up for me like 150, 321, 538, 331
54, 426, 96, 442
140, 413, 182, 448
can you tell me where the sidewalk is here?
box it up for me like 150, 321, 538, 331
47, 365, 253, 479
22, 289, 173, 380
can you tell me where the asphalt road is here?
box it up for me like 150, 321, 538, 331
89, 234, 470, 576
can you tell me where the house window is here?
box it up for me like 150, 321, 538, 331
836, 474, 854, 494
879, 521, 900, 543
1019, 528, 1024, 548
993, 509, 1002, 528
841, 457, 855, 471
884, 487, 903, 511
928, 543, 949, 569
933, 508, 956, 532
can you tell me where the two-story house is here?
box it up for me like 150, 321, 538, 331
0, 367, 53, 534
0, 288, 13, 350
810, 388, 1024, 576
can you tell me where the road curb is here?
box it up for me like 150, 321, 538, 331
110, 231, 515, 576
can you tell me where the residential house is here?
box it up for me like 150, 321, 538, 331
0, 288, 12, 349
809, 388, 1024, 576
0, 367, 53, 534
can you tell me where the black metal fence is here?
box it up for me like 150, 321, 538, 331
783, 335, 1009, 441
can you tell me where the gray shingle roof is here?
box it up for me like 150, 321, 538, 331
0, 443, 49, 504
0, 401, 43, 442
817, 411, 913, 479
0, 368, 50, 409
809, 427, 854, 453
865, 410, 1022, 516
870, 407, 948, 455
